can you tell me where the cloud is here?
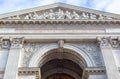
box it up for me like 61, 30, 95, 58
88, 0, 120, 14
0, 0, 120, 14
66, 0, 87, 6
104, 0, 120, 14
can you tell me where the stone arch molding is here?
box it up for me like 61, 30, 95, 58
29, 43, 96, 67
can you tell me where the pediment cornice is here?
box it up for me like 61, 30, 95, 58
0, 3, 120, 20
0, 19, 120, 25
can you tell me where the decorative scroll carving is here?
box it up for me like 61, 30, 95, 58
5, 9, 115, 20
11, 37, 24, 48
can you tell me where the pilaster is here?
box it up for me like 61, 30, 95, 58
3, 37, 24, 79
97, 37, 120, 79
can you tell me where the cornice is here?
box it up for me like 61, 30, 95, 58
0, 20, 120, 25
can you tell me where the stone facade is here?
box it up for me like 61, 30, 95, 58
0, 3, 120, 79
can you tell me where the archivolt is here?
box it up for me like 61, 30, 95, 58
29, 43, 96, 67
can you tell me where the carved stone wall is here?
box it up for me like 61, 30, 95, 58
22, 42, 104, 67
22, 43, 47, 67
70, 43, 104, 67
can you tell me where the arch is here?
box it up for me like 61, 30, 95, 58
42, 68, 80, 79
29, 43, 96, 67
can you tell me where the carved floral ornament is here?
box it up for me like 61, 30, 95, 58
5, 9, 115, 20
97, 37, 120, 48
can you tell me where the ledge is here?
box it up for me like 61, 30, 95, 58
0, 19, 120, 25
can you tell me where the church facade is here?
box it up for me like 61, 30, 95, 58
0, 3, 120, 79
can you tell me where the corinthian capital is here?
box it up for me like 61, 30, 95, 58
97, 37, 110, 47
0, 37, 10, 49
110, 37, 120, 48
10, 37, 24, 48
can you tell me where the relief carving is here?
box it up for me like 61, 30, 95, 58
97, 37, 110, 46
22, 43, 103, 67
97, 37, 120, 48
6, 9, 115, 20
110, 38, 120, 48
0, 38, 10, 49
2, 40, 10, 49
22, 43, 45, 67
11, 37, 24, 48
71, 43, 104, 67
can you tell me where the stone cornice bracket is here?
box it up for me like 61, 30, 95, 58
10, 37, 24, 48
58, 40, 64, 48
0, 37, 11, 49
97, 37, 111, 47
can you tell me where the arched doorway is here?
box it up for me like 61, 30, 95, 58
39, 48, 87, 79
29, 43, 96, 79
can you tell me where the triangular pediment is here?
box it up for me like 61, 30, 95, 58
0, 3, 120, 20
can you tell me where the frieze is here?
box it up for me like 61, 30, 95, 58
3, 9, 115, 20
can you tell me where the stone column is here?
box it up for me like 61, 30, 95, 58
3, 37, 24, 79
0, 38, 10, 79
97, 37, 120, 79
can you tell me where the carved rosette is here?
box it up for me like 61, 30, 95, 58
10, 37, 24, 48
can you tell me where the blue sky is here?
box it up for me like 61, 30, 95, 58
0, 0, 120, 14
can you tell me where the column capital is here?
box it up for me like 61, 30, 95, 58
109, 37, 120, 48
97, 37, 111, 47
10, 37, 24, 49
97, 37, 120, 48
0, 37, 11, 49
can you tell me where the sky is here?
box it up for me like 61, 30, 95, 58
0, 0, 120, 14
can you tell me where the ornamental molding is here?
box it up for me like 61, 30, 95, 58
82, 67, 106, 79
18, 67, 40, 79
0, 20, 120, 25
10, 37, 24, 48
97, 37, 120, 48
22, 42, 103, 67
0, 37, 24, 49
0, 38, 11, 49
